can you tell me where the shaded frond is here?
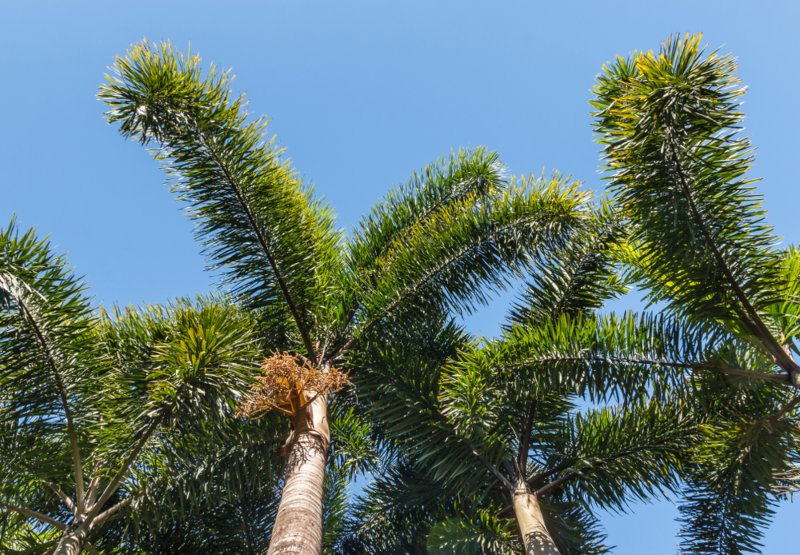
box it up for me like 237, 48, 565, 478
426, 509, 521, 555
537, 401, 695, 512
508, 200, 628, 327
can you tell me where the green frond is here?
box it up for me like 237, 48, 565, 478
508, 199, 629, 327
342, 462, 451, 554
454, 312, 717, 403
347, 315, 505, 497
322, 465, 352, 554
426, 509, 521, 555
94, 297, 261, 460
0, 219, 99, 518
678, 382, 795, 555
680, 419, 788, 555
0, 517, 61, 555
539, 498, 610, 555
348, 148, 506, 279
345, 310, 468, 455
100, 41, 342, 359
439, 346, 576, 469
328, 404, 380, 482
350, 173, 589, 347
0, 218, 98, 423
763, 246, 800, 343
126, 417, 285, 554
539, 400, 695, 512
592, 33, 784, 357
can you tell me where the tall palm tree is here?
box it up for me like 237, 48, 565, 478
99, 41, 589, 553
343, 207, 705, 554
0, 219, 262, 554
592, 34, 800, 553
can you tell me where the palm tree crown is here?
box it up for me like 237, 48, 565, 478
0, 219, 263, 553
99, 41, 589, 553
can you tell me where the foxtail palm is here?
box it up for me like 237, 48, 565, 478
100, 42, 588, 553
593, 34, 800, 552
0, 220, 262, 554
344, 207, 707, 553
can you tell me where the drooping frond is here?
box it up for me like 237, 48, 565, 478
348, 174, 589, 349
592, 34, 793, 375
0, 517, 61, 555
427, 501, 609, 555
347, 313, 511, 496
508, 200, 628, 327
321, 464, 353, 554
127, 417, 285, 554
100, 41, 342, 360
327, 404, 381, 482
342, 462, 452, 554
536, 400, 695, 512
677, 381, 795, 555
0, 219, 98, 523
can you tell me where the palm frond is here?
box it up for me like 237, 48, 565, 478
592, 33, 794, 375
539, 497, 610, 555
94, 298, 261, 461
347, 174, 589, 349
348, 148, 506, 282
680, 404, 795, 555
426, 509, 521, 555
347, 313, 509, 496
536, 401, 695, 512
100, 41, 342, 360
0, 219, 99, 515
508, 200, 628, 327
342, 462, 450, 554
454, 312, 720, 404
764, 246, 800, 344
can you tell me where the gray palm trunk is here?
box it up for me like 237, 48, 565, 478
53, 528, 88, 555
512, 486, 560, 555
268, 394, 330, 554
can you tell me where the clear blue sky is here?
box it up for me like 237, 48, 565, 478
3, 1, 799, 552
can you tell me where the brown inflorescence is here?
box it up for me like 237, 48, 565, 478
236, 352, 350, 419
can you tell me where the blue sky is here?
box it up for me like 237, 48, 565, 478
3, 1, 799, 552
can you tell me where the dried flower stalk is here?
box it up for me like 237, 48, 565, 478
237, 352, 349, 419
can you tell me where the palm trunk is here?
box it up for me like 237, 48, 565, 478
267, 394, 330, 555
512, 490, 560, 555
53, 526, 87, 555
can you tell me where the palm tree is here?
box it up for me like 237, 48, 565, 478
99, 41, 589, 553
0, 220, 263, 554
592, 34, 800, 552
343, 208, 704, 554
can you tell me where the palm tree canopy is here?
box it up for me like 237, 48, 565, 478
98, 40, 596, 554
99, 41, 590, 369
0, 218, 271, 553
343, 207, 704, 553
